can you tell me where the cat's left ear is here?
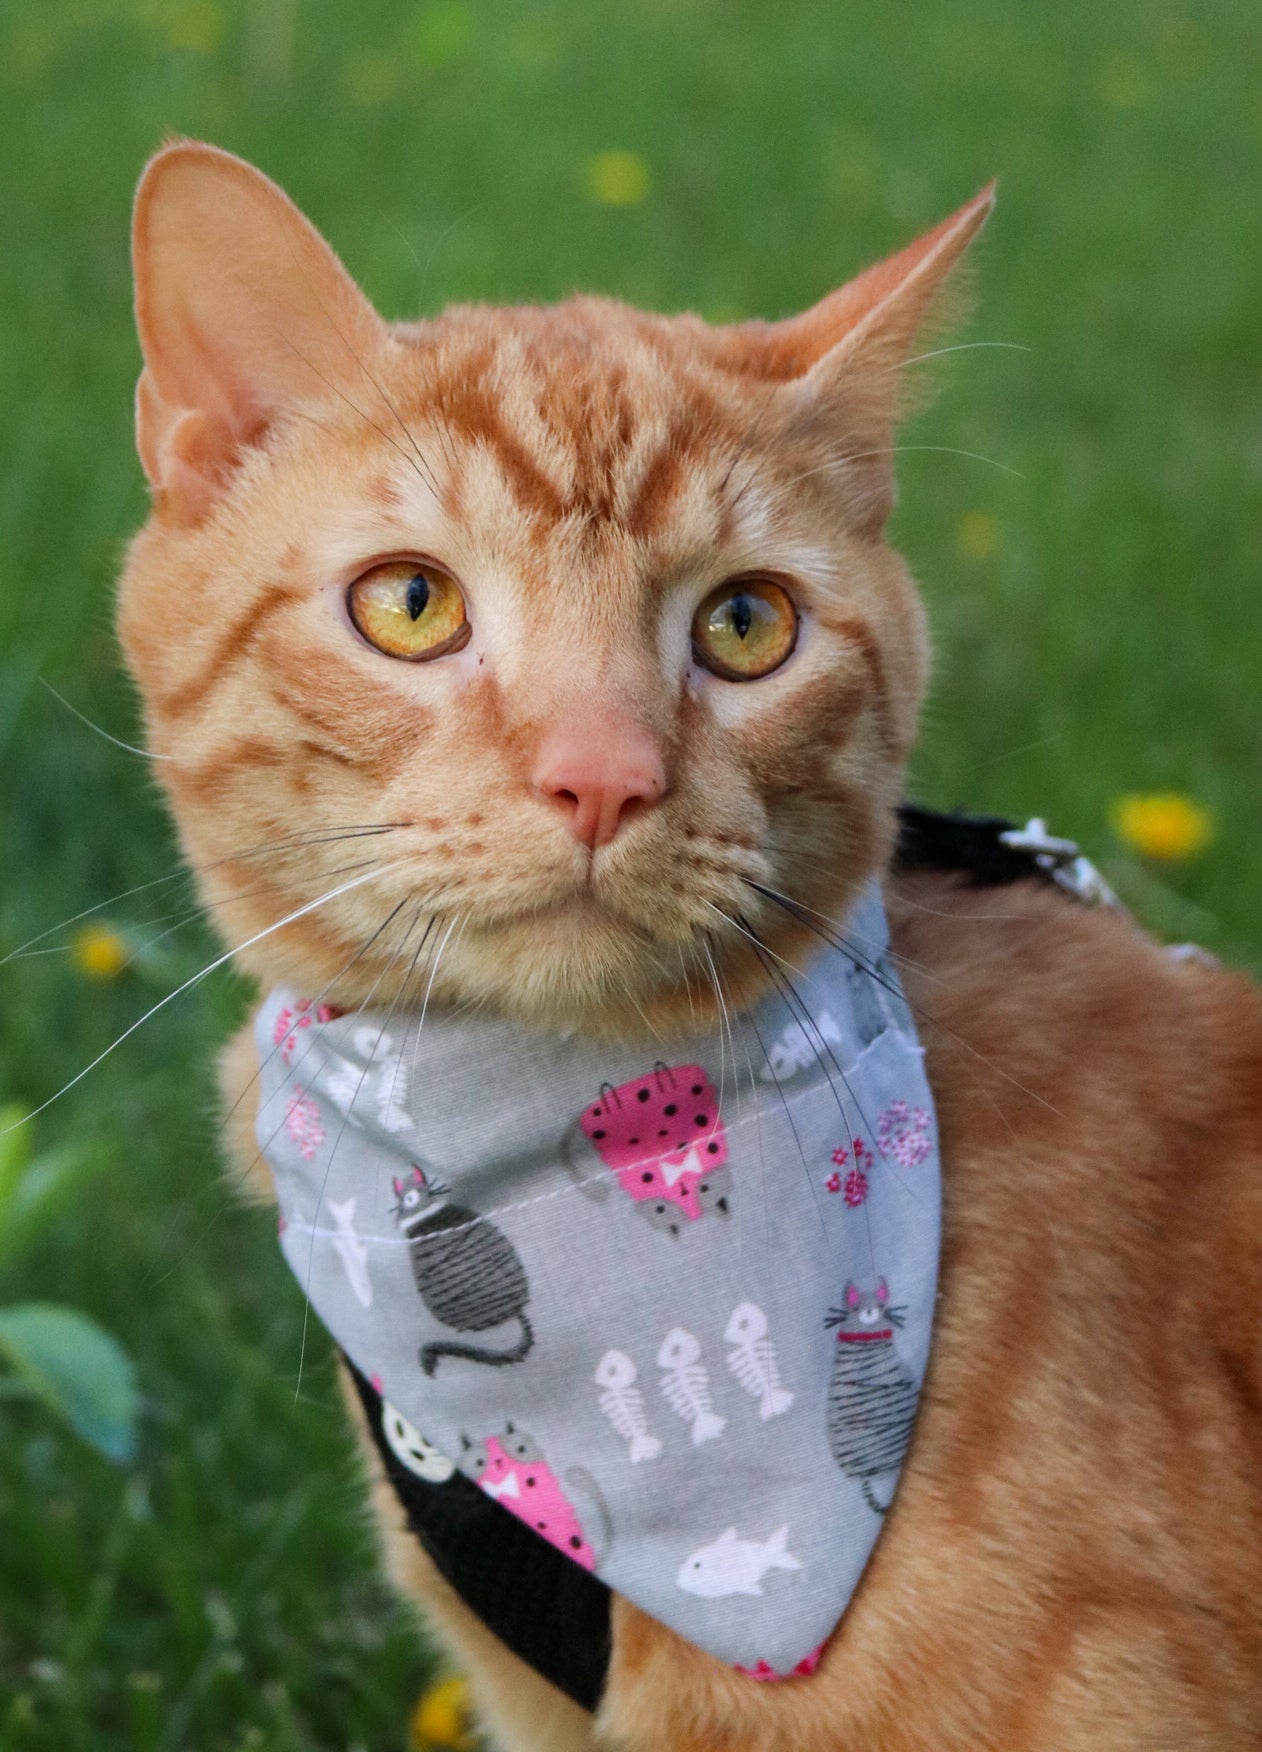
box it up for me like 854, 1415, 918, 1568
132, 139, 388, 522
725, 184, 995, 533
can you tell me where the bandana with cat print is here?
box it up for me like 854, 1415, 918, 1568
256, 883, 940, 1679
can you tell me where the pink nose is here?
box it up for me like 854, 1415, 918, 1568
533, 722, 667, 850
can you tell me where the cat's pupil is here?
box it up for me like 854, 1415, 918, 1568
729, 594, 754, 640
405, 574, 430, 621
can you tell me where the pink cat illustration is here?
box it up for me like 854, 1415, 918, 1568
458, 1423, 605, 1570
574, 1064, 731, 1234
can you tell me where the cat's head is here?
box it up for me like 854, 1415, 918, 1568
826, 1279, 900, 1332
117, 142, 991, 1032
391, 1163, 449, 1224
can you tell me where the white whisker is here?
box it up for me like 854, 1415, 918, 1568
39, 676, 178, 762
1, 859, 411, 1137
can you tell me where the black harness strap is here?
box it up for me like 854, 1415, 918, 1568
346, 804, 1073, 1712
347, 1360, 611, 1710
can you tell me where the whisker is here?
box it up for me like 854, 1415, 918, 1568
746, 878, 1062, 1119
0, 823, 402, 969
895, 339, 1032, 372
0, 859, 412, 1137
734, 909, 926, 1233
295, 899, 428, 1398
218, 891, 423, 1138
39, 677, 177, 762
150, 895, 426, 1292
735, 975, 829, 1241
699, 934, 732, 1115
771, 444, 1022, 502
409, 912, 462, 1082
110, 855, 386, 973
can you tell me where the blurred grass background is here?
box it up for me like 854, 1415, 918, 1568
1, 0, 1260, 1745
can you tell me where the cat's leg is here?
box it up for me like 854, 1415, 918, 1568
339, 1365, 598, 1752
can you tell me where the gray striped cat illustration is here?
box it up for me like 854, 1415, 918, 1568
824, 1279, 917, 1515
391, 1165, 534, 1375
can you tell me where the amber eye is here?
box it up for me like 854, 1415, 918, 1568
691, 577, 798, 681
347, 560, 470, 661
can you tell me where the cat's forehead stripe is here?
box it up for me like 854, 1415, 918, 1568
154, 578, 305, 721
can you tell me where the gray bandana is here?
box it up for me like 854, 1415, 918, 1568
255, 884, 940, 1678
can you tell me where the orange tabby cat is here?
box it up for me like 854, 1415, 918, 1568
117, 142, 1262, 1750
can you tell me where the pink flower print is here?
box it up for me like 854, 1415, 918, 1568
285, 1089, 324, 1160
579, 1065, 726, 1220
477, 1435, 596, 1570
274, 999, 316, 1066
829, 1140, 872, 1202
876, 1100, 932, 1169
273, 998, 338, 1066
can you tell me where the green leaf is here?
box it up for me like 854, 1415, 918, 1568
0, 1139, 101, 1269
0, 1302, 138, 1462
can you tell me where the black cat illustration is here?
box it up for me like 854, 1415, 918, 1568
391, 1165, 534, 1376
824, 1278, 918, 1515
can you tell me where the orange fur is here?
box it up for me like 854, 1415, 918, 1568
126, 143, 1262, 1750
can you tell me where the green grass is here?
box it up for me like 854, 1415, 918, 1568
2, 0, 1260, 1745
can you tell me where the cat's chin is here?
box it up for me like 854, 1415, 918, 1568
444, 898, 694, 1033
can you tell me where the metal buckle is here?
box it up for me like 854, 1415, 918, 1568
998, 818, 1119, 908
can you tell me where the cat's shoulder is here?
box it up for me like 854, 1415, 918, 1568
887, 869, 1262, 1124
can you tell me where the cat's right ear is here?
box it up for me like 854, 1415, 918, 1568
132, 140, 386, 522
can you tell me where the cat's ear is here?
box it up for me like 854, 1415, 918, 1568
845, 1281, 861, 1308
132, 139, 387, 521
726, 184, 995, 533
876, 1278, 889, 1303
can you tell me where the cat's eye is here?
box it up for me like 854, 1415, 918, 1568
691, 578, 798, 681
347, 560, 470, 662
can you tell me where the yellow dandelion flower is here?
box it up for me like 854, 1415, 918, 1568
73, 925, 129, 981
585, 150, 651, 208
954, 510, 1000, 562
411, 1675, 477, 1750
1110, 793, 1214, 862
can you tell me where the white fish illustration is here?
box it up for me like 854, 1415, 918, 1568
353, 1027, 412, 1134
724, 1302, 794, 1420
324, 1031, 411, 1133
594, 1350, 662, 1463
324, 1054, 365, 1117
760, 1010, 843, 1081
328, 1196, 372, 1307
374, 1050, 411, 1134
676, 1525, 801, 1598
657, 1328, 726, 1446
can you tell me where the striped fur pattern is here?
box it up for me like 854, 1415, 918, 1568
122, 144, 1262, 1752
117, 143, 990, 1036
